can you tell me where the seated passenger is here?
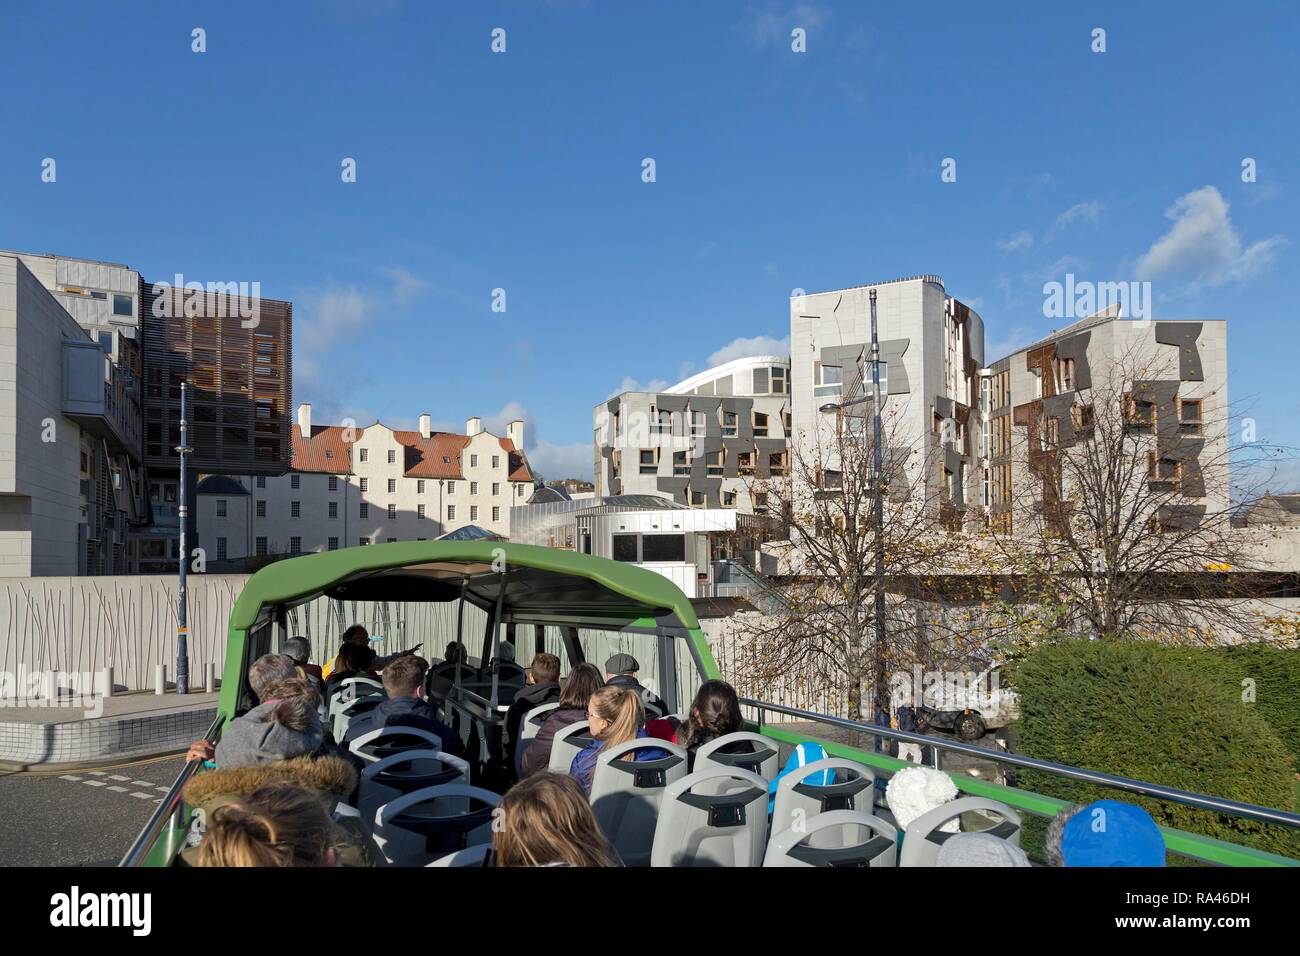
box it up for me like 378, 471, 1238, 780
520, 662, 603, 777
185, 653, 297, 764
493, 772, 618, 867
506, 652, 562, 771
570, 686, 669, 795
323, 643, 379, 701
1049, 800, 1166, 867
767, 740, 835, 814
936, 832, 1031, 867
283, 636, 325, 699
885, 765, 960, 833
604, 653, 666, 715
425, 641, 472, 698
214, 677, 324, 769
194, 784, 345, 867
651, 679, 751, 770
321, 624, 420, 680
341, 655, 465, 759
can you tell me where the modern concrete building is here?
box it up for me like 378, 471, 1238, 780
197, 406, 533, 562
594, 355, 792, 515
0, 253, 147, 575
791, 275, 985, 527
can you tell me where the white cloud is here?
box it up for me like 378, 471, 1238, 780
379, 266, 429, 306
1134, 186, 1285, 289
998, 231, 1033, 253
617, 376, 671, 395
1048, 200, 1104, 238
707, 334, 791, 366
525, 440, 593, 484
742, 3, 830, 49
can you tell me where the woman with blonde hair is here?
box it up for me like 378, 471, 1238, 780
194, 784, 344, 867
493, 773, 618, 867
569, 685, 668, 794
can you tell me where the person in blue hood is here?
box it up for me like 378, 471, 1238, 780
570, 686, 668, 794
768, 741, 836, 814
1050, 799, 1167, 867
341, 655, 464, 759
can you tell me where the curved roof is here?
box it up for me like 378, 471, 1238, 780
666, 354, 790, 396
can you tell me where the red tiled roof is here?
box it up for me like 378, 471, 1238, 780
499, 437, 534, 482
291, 425, 354, 474
393, 431, 470, 479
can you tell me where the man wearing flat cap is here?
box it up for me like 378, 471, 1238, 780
604, 652, 667, 716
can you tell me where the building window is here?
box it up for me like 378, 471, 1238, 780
360, 448, 368, 462
492, 455, 500, 469
771, 366, 788, 394
113, 293, 132, 317
706, 451, 724, 476
769, 452, 787, 477
642, 533, 685, 562
723, 491, 737, 507
216, 499, 227, 518
325, 450, 334, 460
1125, 393, 1156, 432
329, 502, 338, 519
470, 505, 479, 521
387, 478, 396, 493
1148, 454, 1181, 487
1178, 398, 1202, 435
815, 362, 843, 387
256, 476, 266, 489
690, 489, 706, 507
442, 456, 451, 465
291, 500, 301, 518
737, 451, 753, 475
639, 450, 657, 474
290, 474, 300, 490
612, 534, 638, 562
753, 412, 769, 437
690, 411, 706, 437
388, 503, 397, 519
447, 505, 456, 521
329, 476, 338, 492
256, 500, 266, 518
754, 492, 768, 513
819, 469, 843, 490
492, 482, 500, 496
360, 503, 369, 519
470, 481, 479, 495
517, 484, 525, 497
447, 481, 455, 494
673, 451, 690, 476
289, 537, 302, 554
216, 537, 227, 560
387, 449, 396, 464
328, 537, 339, 551
418, 504, 426, 519
359, 477, 368, 492
387, 537, 397, 543
471, 454, 478, 468
721, 410, 738, 437
417, 479, 425, 493
255, 537, 268, 556
492, 506, 500, 522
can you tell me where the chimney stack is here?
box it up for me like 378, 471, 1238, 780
419, 413, 431, 440
297, 403, 312, 435
466, 416, 482, 437
507, 420, 524, 450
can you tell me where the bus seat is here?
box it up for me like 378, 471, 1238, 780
650, 767, 769, 867
493, 661, 526, 685
358, 750, 469, 832
694, 732, 781, 781
348, 726, 445, 764
515, 702, 561, 778
644, 701, 665, 720
899, 796, 1022, 867
427, 844, 494, 867
765, 810, 898, 867
331, 694, 385, 742
371, 783, 500, 867
590, 739, 689, 867
330, 676, 384, 706
771, 757, 876, 850
548, 720, 594, 774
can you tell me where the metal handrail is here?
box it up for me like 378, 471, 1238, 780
741, 697, 1300, 831
119, 715, 222, 867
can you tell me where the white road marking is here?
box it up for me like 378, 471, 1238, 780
107, 786, 128, 793
59, 775, 83, 782
83, 780, 107, 787
130, 792, 154, 800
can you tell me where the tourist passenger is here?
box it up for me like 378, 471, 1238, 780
283, 636, 325, 698
1049, 800, 1166, 867
194, 784, 346, 867
651, 679, 753, 771
425, 640, 472, 699
520, 663, 604, 776
768, 740, 836, 814
185, 653, 298, 764
570, 686, 669, 794
604, 653, 666, 715
341, 655, 464, 758
493, 773, 618, 867
321, 624, 419, 680
506, 652, 562, 771
323, 643, 379, 700
215, 677, 325, 769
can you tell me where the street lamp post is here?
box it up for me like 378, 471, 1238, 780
819, 288, 887, 750
175, 381, 194, 695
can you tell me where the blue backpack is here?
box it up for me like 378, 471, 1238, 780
768, 741, 835, 814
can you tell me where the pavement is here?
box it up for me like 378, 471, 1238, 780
0, 756, 186, 866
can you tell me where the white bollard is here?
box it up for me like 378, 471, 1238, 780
100, 666, 115, 699
205, 662, 215, 693
155, 663, 166, 695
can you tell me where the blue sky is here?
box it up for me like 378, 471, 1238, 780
2, 1, 1296, 483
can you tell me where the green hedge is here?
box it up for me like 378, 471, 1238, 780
1009, 639, 1300, 861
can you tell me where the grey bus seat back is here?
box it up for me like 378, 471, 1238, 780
358, 750, 469, 832
372, 783, 500, 867
590, 739, 689, 867
650, 766, 769, 868
765, 810, 898, 867
348, 725, 444, 764
427, 844, 493, 867
548, 720, 593, 774
899, 796, 1022, 867
331, 694, 385, 741
515, 702, 562, 777
772, 757, 877, 849
694, 732, 781, 782
339, 675, 384, 696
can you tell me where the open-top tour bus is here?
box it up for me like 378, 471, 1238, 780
123, 541, 1300, 868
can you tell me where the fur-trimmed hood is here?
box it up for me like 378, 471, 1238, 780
183, 754, 357, 812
